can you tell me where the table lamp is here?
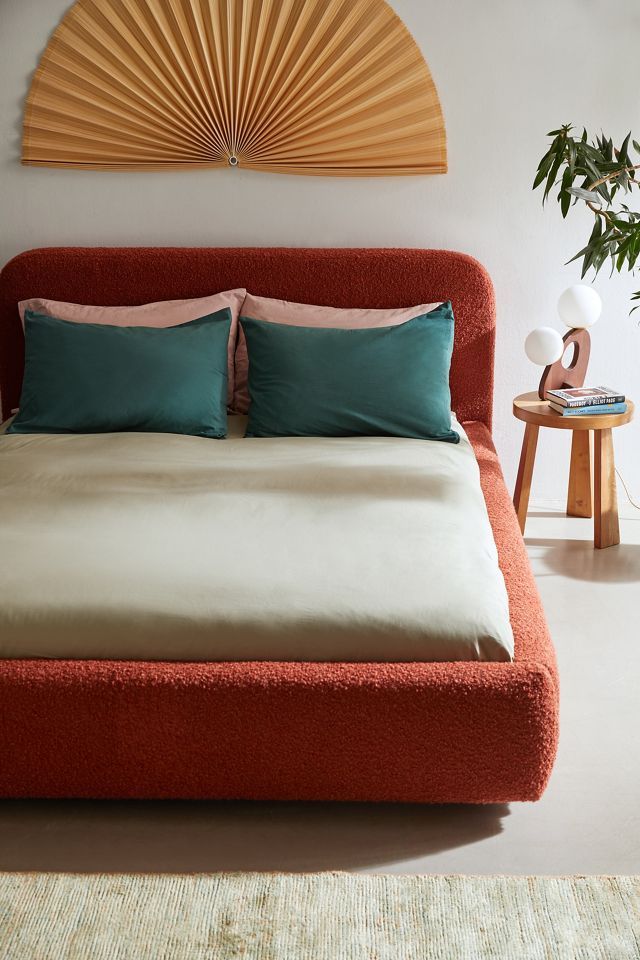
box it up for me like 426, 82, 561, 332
524, 285, 602, 399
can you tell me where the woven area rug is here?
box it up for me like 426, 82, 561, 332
0, 872, 638, 960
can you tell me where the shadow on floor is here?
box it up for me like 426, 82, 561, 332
0, 800, 509, 873
525, 538, 640, 583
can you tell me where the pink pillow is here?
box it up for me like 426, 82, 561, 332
19, 290, 246, 408
234, 294, 443, 413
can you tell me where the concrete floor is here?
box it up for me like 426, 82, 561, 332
1, 507, 639, 876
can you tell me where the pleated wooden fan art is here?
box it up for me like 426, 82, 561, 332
22, 0, 447, 176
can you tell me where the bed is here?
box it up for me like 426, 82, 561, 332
0, 247, 559, 802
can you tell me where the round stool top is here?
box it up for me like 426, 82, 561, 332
513, 391, 634, 430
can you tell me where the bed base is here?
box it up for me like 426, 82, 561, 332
0, 248, 558, 801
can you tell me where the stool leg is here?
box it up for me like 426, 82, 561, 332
514, 423, 539, 534
594, 428, 620, 549
567, 430, 592, 518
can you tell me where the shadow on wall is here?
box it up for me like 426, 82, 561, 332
0, 800, 508, 873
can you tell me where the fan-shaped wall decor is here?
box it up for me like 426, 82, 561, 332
22, 0, 447, 176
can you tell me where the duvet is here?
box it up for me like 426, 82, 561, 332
0, 418, 513, 662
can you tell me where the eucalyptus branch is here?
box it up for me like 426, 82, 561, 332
587, 164, 640, 191
533, 124, 640, 312
586, 200, 611, 220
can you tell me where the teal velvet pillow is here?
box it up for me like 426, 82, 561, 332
9, 309, 231, 437
240, 303, 459, 442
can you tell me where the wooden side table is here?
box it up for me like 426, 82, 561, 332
512, 392, 634, 549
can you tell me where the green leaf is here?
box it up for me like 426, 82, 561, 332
560, 168, 573, 217
582, 143, 606, 162
569, 186, 600, 203
628, 235, 640, 270
583, 158, 604, 183
616, 241, 631, 272
532, 150, 556, 189
620, 131, 631, 164
543, 152, 564, 203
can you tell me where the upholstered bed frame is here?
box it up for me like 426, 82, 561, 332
0, 247, 559, 802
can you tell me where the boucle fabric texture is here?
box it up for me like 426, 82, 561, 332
0, 247, 495, 424
0, 247, 556, 802
1, 873, 637, 960
0, 424, 558, 801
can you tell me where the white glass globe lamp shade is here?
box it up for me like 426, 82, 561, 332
524, 326, 564, 366
557, 284, 602, 329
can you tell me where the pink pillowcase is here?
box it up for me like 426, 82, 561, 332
18, 291, 246, 408
234, 294, 443, 414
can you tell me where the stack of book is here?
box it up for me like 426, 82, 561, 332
546, 386, 627, 416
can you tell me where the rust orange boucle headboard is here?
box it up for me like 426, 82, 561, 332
0, 247, 495, 425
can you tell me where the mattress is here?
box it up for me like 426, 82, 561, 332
0, 417, 513, 662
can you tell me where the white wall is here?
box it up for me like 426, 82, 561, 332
1, 0, 639, 501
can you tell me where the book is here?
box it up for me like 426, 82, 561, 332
546, 386, 625, 407
548, 401, 627, 417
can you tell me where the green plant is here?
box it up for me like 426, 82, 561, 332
533, 123, 640, 311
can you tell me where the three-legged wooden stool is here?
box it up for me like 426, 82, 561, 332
512, 392, 634, 549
